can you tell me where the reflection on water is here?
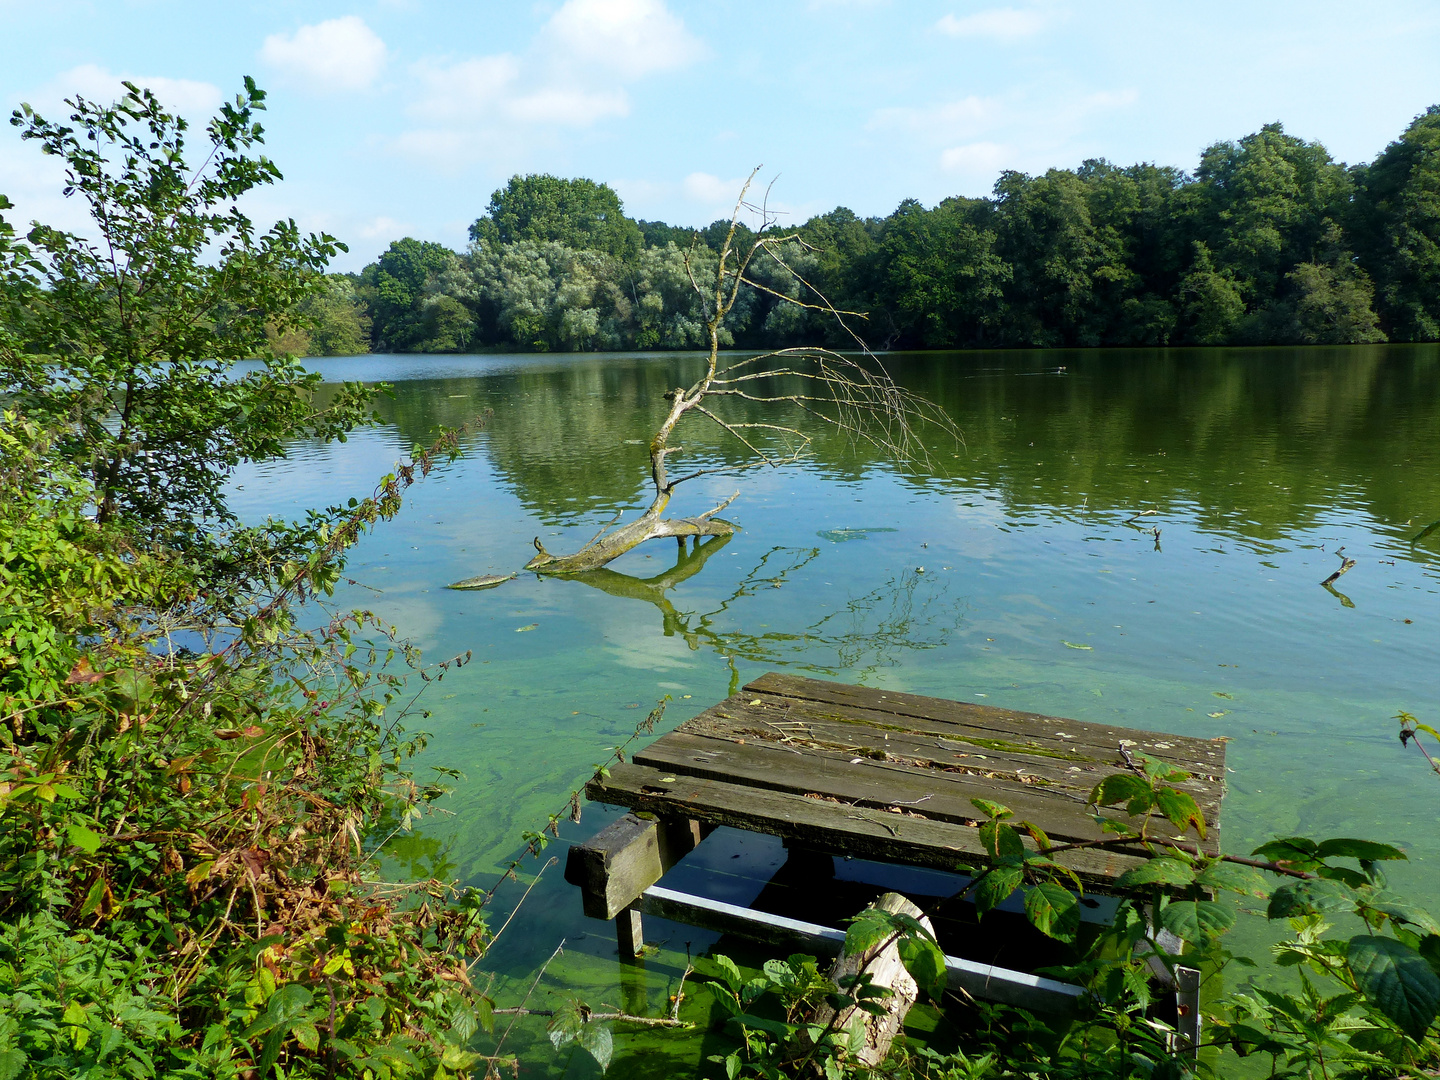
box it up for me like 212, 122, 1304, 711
564, 535, 966, 693
234, 344, 1439, 1076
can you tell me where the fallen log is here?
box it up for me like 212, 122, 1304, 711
525, 492, 738, 575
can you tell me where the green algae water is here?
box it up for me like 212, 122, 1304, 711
230, 344, 1439, 1076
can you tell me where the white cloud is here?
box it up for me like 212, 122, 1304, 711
936, 7, 1047, 40
542, 0, 703, 78
396, 0, 704, 168
509, 87, 630, 125
683, 171, 748, 203
939, 141, 1010, 173
869, 94, 999, 139
411, 55, 520, 122
260, 16, 388, 93
29, 64, 223, 116
357, 215, 407, 240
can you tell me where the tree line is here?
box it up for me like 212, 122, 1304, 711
302, 107, 1440, 356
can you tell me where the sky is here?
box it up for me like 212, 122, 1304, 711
3, 0, 1439, 271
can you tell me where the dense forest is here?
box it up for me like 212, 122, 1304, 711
298, 106, 1440, 357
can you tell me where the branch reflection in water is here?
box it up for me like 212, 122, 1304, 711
562, 533, 966, 693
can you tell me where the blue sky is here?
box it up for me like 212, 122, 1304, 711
3, 0, 1439, 270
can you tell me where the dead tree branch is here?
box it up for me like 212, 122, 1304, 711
521, 169, 960, 575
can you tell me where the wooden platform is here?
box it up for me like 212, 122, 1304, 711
586, 672, 1226, 887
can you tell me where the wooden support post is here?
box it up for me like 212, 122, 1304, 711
1174, 965, 1201, 1058
616, 908, 644, 959
565, 813, 665, 958
657, 817, 702, 867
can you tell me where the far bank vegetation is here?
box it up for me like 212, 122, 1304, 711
296, 108, 1440, 357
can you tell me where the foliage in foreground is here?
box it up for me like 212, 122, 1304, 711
0, 78, 374, 539
699, 755, 1440, 1079
0, 79, 512, 1079
0, 418, 507, 1079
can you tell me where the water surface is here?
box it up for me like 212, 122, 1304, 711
231, 345, 1440, 1075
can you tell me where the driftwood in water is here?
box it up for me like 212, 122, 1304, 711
809, 893, 931, 1068
1320, 549, 1357, 588
445, 572, 516, 591
526, 491, 739, 575
518, 168, 958, 577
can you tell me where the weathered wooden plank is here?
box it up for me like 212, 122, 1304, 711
685, 697, 1225, 803
634, 730, 1189, 849
586, 762, 1149, 885
638, 885, 1084, 1014
640, 723, 1221, 854
743, 672, 1226, 775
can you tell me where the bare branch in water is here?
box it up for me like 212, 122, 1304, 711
519, 170, 960, 575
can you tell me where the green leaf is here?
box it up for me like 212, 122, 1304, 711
1089, 773, 1151, 808
732, 1014, 797, 1040
1251, 836, 1320, 868
1194, 861, 1268, 897
1161, 900, 1235, 940
1347, 935, 1440, 1040
844, 911, 893, 957
1153, 787, 1206, 839
1268, 879, 1355, 920
1420, 935, 1440, 978
897, 936, 947, 1000
1363, 894, 1440, 936
67, 822, 105, 854
978, 820, 1025, 859
78, 877, 106, 917
291, 1021, 319, 1053
1024, 883, 1082, 943
0, 1049, 26, 1080
259, 1027, 285, 1079
440, 1045, 483, 1070
1115, 857, 1196, 890
970, 797, 1011, 820
713, 954, 744, 992
1314, 838, 1407, 863
975, 864, 1023, 917
475, 995, 494, 1035
576, 1021, 613, 1072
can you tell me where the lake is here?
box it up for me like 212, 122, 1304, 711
230, 344, 1439, 1076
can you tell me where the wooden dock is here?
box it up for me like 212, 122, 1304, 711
567, 672, 1226, 1017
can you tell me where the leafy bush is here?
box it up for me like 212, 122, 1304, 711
700, 754, 1440, 1079
0, 416, 508, 1079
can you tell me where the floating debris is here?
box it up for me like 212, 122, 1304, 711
1321, 548, 1358, 588
446, 572, 516, 591
817, 527, 899, 542
1062, 641, 1093, 650
516, 623, 539, 632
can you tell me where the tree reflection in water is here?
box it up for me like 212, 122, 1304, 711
564, 534, 965, 692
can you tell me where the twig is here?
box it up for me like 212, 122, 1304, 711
485, 857, 558, 953
490, 1008, 691, 1028
493, 940, 564, 1058
1321, 551, 1357, 588
671, 949, 694, 1021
